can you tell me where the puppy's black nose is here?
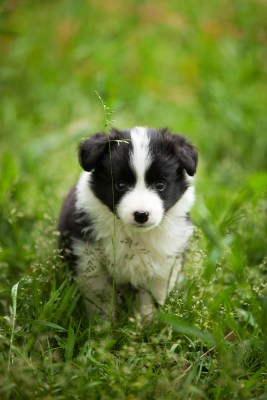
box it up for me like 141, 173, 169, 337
134, 211, 149, 224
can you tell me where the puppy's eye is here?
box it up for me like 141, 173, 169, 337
115, 181, 127, 192
154, 182, 166, 191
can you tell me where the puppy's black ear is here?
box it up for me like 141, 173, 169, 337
173, 135, 198, 176
78, 133, 108, 171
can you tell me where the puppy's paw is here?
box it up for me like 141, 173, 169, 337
139, 303, 155, 326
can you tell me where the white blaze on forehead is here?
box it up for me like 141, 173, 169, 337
116, 126, 163, 228
130, 126, 151, 182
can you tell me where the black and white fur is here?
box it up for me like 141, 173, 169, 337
58, 127, 198, 322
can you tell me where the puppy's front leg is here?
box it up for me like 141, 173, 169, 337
137, 277, 172, 324
150, 277, 171, 308
138, 289, 156, 325
73, 241, 116, 320
75, 270, 115, 320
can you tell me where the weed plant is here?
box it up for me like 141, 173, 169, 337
0, 0, 267, 399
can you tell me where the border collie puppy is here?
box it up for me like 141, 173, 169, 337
58, 127, 198, 323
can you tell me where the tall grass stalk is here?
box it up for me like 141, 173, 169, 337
95, 92, 117, 322
7, 281, 20, 371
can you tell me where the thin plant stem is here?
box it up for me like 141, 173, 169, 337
95, 91, 115, 128
108, 134, 117, 322
8, 281, 20, 371
95, 91, 117, 322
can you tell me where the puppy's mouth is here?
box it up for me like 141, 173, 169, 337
130, 222, 158, 231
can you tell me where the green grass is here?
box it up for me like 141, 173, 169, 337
0, 0, 267, 398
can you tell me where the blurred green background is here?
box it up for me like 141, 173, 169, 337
0, 1, 267, 398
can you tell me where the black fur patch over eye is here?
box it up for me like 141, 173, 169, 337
146, 128, 195, 211
88, 130, 135, 212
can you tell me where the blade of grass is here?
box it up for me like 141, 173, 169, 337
65, 318, 75, 361
8, 280, 20, 371
160, 313, 216, 345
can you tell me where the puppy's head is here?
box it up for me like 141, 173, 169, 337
79, 127, 197, 230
